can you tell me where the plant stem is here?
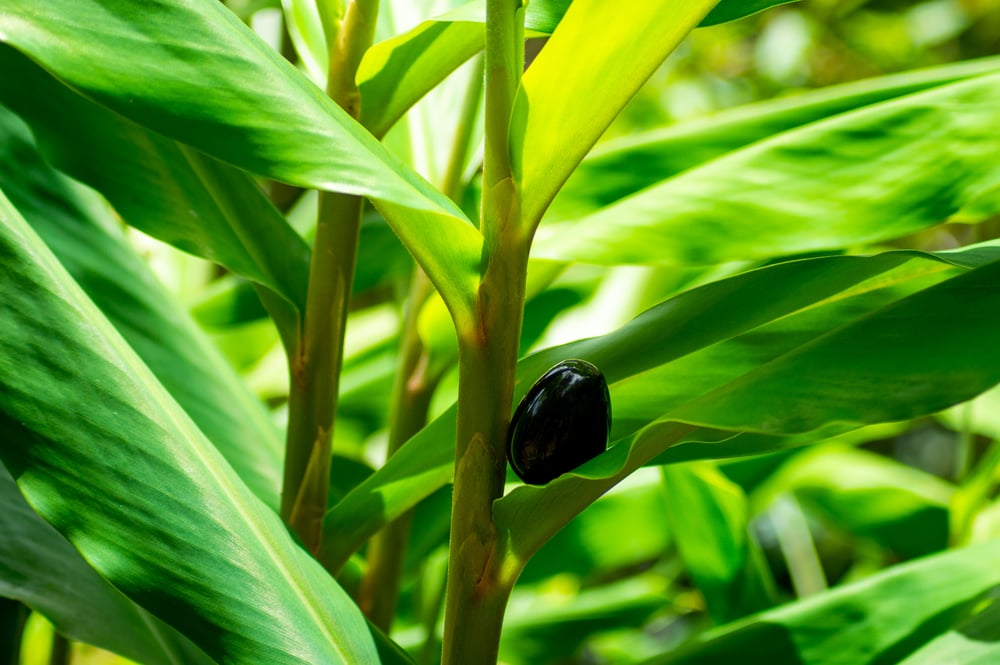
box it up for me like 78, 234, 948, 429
359, 58, 484, 630
441, 1, 525, 661
280, 0, 378, 551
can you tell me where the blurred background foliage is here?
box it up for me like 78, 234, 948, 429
13, 0, 1000, 663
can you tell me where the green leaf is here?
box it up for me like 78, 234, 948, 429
519, 468, 672, 584
702, 0, 799, 25
648, 539, 1000, 665
549, 56, 1000, 223
532, 73, 1000, 266
511, 0, 720, 229
0, 0, 480, 325
671, 256, 1000, 434
0, 46, 310, 312
0, 465, 213, 664
0, 191, 378, 663
444, 0, 789, 32
359, 19, 484, 139
356, 0, 800, 141
499, 576, 667, 664
0, 104, 283, 509
896, 598, 1000, 665
281, 0, 327, 84
661, 463, 776, 624
754, 445, 952, 557
499, 249, 1000, 571
321, 244, 999, 572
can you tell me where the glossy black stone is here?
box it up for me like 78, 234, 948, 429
507, 359, 612, 485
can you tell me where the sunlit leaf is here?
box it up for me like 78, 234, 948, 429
321, 244, 1000, 572
0, 0, 480, 324
0, 46, 310, 312
0, 191, 378, 663
549, 56, 1000, 223
532, 73, 1000, 266
0, 105, 283, 508
511, 0, 719, 229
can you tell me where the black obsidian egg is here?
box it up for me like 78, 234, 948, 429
507, 359, 612, 485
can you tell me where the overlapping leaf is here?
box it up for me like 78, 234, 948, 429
0, 0, 480, 323
753, 445, 952, 557
548, 56, 1000, 223
0, 466, 213, 665
358, 0, 797, 158
321, 244, 1000, 571
0, 46, 310, 312
532, 73, 1000, 266
0, 192, 377, 663
0, 104, 283, 509
661, 463, 775, 624
498, 251, 1000, 566
510, 0, 719, 229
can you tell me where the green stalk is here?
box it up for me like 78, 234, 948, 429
359, 58, 484, 631
441, 2, 526, 660
280, 0, 379, 551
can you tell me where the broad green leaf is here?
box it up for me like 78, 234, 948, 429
321, 244, 999, 571
753, 446, 952, 557
646, 539, 1000, 665
661, 463, 776, 624
499, 251, 1000, 570
671, 257, 1000, 434
532, 74, 1000, 266
549, 56, 1000, 223
0, 465, 213, 665
0, 192, 378, 663
0, 0, 480, 324
0, 104, 283, 509
443, 0, 790, 32
510, 0, 719, 229
0, 46, 310, 312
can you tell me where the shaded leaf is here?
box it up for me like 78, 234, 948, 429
0, 465, 213, 665
661, 463, 776, 624
754, 446, 952, 557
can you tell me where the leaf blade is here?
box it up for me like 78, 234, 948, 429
0, 190, 378, 663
